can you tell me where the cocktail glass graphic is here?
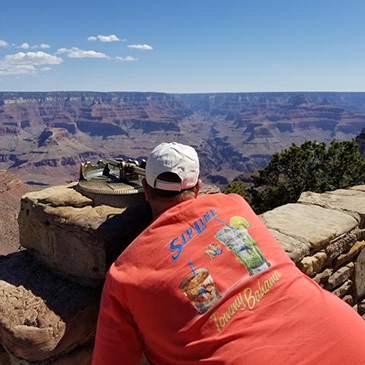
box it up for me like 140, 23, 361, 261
179, 261, 221, 314
214, 217, 270, 275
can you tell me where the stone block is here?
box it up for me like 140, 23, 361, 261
297, 251, 327, 277
8, 343, 93, 365
47, 344, 93, 365
22, 183, 94, 208
266, 229, 310, 263
332, 279, 353, 298
325, 228, 365, 262
261, 204, 357, 250
334, 241, 365, 268
0, 251, 100, 363
325, 262, 354, 291
312, 268, 333, 285
342, 295, 354, 307
357, 299, 365, 316
298, 189, 365, 225
355, 247, 365, 299
0, 345, 11, 365
350, 185, 365, 193
18, 185, 152, 281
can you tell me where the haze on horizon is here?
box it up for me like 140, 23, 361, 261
1, 0, 365, 93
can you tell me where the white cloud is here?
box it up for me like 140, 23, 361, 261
41, 67, 52, 72
20, 42, 30, 49
87, 34, 120, 42
127, 44, 153, 50
4, 51, 62, 65
68, 49, 108, 59
0, 51, 62, 75
0, 40, 8, 47
55, 48, 69, 54
32, 43, 51, 49
115, 56, 139, 62
0, 64, 36, 75
56, 47, 109, 59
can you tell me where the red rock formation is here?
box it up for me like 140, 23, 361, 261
0, 92, 364, 186
0, 170, 31, 255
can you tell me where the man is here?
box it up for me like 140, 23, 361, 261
93, 142, 365, 365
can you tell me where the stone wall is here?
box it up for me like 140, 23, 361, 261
0, 183, 153, 364
0, 184, 364, 363
261, 185, 365, 315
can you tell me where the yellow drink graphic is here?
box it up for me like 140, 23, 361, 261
215, 220, 270, 275
179, 268, 221, 314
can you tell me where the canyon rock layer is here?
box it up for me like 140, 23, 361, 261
1, 92, 365, 186
0, 170, 31, 254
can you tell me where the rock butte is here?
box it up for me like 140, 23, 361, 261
1, 91, 365, 187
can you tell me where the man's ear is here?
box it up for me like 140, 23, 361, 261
142, 178, 150, 202
194, 179, 201, 198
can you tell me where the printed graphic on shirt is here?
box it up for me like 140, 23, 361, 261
204, 243, 223, 261
214, 216, 270, 276
168, 209, 218, 263
176, 213, 270, 315
209, 270, 282, 334
179, 261, 221, 314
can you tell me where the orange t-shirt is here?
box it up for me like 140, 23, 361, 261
93, 193, 365, 364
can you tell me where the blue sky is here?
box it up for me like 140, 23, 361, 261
1, 0, 365, 93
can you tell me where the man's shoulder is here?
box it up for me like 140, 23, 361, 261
198, 192, 247, 206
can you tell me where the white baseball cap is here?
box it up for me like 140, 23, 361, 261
146, 142, 200, 191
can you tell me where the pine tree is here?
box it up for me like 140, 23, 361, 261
249, 140, 365, 213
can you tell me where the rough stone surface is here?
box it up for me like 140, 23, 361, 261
312, 268, 333, 285
298, 189, 365, 225
334, 241, 365, 268
357, 299, 365, 316
355, 247, 365, 299
332, 279, 353, 298
342, 295, 354, 306
0, 251, 100, 362
260, 204, 358, 250
325, 263, 354, 291
297, 251, 327, 277
325, 228, 365, 262
8, 342, 94, 365
18, 185, 152, 282
199, 183, 221, 195
266, 229, 310, 263
47, 344, 93, 365
0, 345, 11, 365
350, 185, 365, 193
22, 184, 93, 208
0, 170, 31, 255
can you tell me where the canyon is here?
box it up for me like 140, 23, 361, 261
1, 91, 365, 187
1, 91, 365, 363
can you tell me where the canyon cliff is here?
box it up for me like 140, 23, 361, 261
1, 92, 365, 186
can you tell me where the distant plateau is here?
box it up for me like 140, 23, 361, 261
1, 91, 365, 187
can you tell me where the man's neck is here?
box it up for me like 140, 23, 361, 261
151, 195, 196, 219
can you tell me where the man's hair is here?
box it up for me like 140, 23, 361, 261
146, 172, 198, 200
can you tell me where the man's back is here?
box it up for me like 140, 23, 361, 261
93, 193, 365, 364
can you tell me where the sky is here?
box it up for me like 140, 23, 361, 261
1, 0, 365, 93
